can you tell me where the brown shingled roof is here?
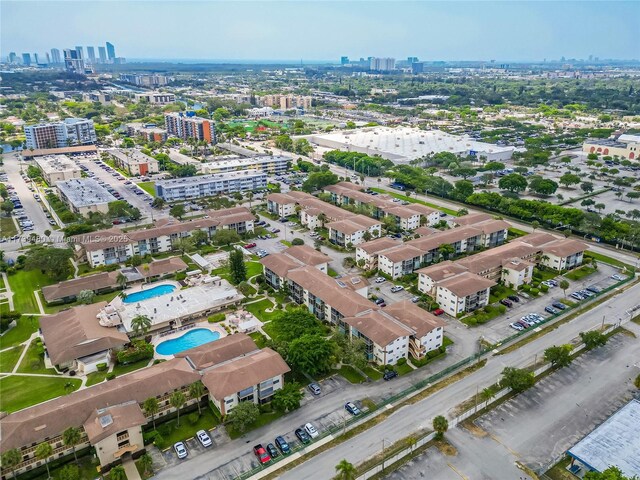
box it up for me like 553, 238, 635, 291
451, 212, 494, 226
39, 302, 130, 366
176, 333, 258, 370
356, 237, 402, 254
83, 402, 146, 444
383, 301, 446, 337
136, 256, 188, 278
284, 245, 330, 266
42, 271, 120, 303
343, 311, 411, 346
416, 261, 469, 281
438, 272, 496, 297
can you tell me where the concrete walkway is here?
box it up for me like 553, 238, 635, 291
1, 272, 14, 310
33, 290, 45, 315
122, 458, 142, 480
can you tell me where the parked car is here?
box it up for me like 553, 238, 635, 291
304, 423, 319, 438
374, 277, 386, 284
586, 285, 601, 294
308, 383, 321, 395
508, 295, 520, 303
611, 274, 625, 281
570, 292, 584, 300
383, 370, 398, 381
345, 402, 361, 416
266, 443, 279, 459
390, 285, 404, 293
295, 428, 311, 444
253, 444, 271, 464
244, 243, 257, 249
174, 442, 188, 459
275, 435, 291, 454
509, 322, 524, 331
552, 302, 567, 310
432, 308, 444, 316
500, 299, 513, 308
374, 298, 385, 305
411, 296, 420, 303
545, 306, 559, 315
196, 430, 212, 447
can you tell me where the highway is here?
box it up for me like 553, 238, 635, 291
154, 278, 640, 480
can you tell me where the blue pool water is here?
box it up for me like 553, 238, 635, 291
156, 329, 221, 356
123, 284, 177, 303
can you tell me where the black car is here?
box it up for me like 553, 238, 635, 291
500, 299, 513, 308
383, 370, 398, 381
586, 286, 602, 294
266, 443, 279, 459
508, 295, 520, 303
295, 428, 311, 444
552, 302, 567, 310
275, 435, 291, 454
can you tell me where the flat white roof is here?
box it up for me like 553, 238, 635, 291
568, 399, 640, 477
156, 170, 267, 188
57, 178, 117, 207
201, 155, 289, 170
35, 154, 80, 174
307, 127, 514, 162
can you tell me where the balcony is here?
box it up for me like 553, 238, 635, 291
116, 432, 130, 442
409, 338, 425, 359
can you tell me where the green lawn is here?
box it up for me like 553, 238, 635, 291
0, 375, 81, 412
327, 268, 339, 278
137, 181, 156, 196
0, 215, 18, 236
153, 408, 219, 449
370, 188, 458, 216
280, 239, 292, 247
226, 407, 285, 439
362, 365, 383, 381
564, 266, 596, 281
338, 365, 366, 384
533, 268, 559, 282
396, 362, 414, 376
0, 345, 24, 373
249, 331, 268, 348
7, 269, 56, 313
113, 358, 151, 376
212, 260, 263, 281
489, 284, 517, 304
85, 369, 110, 387
17, 341, 57, 374
244, 298, 280, 322
584, 251, 636, 272
0, 315, 39, 348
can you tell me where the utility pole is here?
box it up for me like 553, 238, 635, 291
381, 438, 385, 473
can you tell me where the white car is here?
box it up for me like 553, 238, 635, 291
390, 285, 404, 293
375, 277, 386, 284
611, 274, 625, 281
174, 441, 188, 459
196, 429, 212, 447
304, 422, 319, 438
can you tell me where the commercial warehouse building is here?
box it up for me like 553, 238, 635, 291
34, 154, 82, 185
305, 127, 515, 163
155, 171, 267, 201
57, 178, 117, 215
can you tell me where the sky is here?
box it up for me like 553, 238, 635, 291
1, 1, 639, 62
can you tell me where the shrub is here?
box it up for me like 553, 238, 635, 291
143, 430, 160, 445
188, 412, 200, 425
522, 284, 531, 292
540, 284, 549, 293
175, 272, 187, 281
96, 363, 108, 372
530, 288, 540, 296
291, 237, 304, 246
117, 340, 154, 364
208, 313, 225, 323
397, 358, 407, 366
498, 304, 507, 314
106, 372, 116, 381
466, 317, 477, 325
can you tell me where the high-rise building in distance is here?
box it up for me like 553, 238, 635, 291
64, 49, 84, 73
21, 53, 31, 65
75, 46, 84, 59
87, 46, 96, 63
407, 56, 419, 64
106, 42, 116, 61
98, 46, 107, 63
369, 57, 395, 72
50, 48, 61, 64
165, 112, 216, 144
341, 56, 349, 65
8, 52, 17, 63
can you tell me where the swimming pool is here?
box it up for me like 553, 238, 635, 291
123, 284, 177, 304
156, 329, 221, 356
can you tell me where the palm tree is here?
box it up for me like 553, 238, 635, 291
116, 272, 127, 290
35, 442, 53, 479
130, 314, 152, 336
62, 426, 82, 464
1, 448, 22, 479
559, 279, 570, 298
109, 465, 126, 480
170, 391, 186, 426
189, 381, 205, 415
481, 387, 496, 409
405, 434, 418, 453
335, 459, 357, 480
139, 453, 153, 476
143, 397, 159, 429
318, 212, 327, 228
432, 415, 449, 440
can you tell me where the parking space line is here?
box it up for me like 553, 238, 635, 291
447, 462, 469, 479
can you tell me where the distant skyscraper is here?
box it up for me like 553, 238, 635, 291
64, 49, 85, 73
75, 46, 84, 59
341, 56, 349, 65
411, 62, 424, 74
33, 53, 40, 64
407, 56, 419, 64
369, 57, 395, 72
98, 46, 107, 63
46, 53, 51, 64
50, 48, 61, 64
8, 52, 17, 63
22, 53, 31, 65
87, 46, 96, 63
106, 42, 116, 61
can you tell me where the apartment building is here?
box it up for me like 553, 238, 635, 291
0, 335, 288, 477
355, 237, 402, 270
104, 148, 159, 176
119, 73, 170, 87
324, 182, 441, 228
34, 154, 82, 185
134, 92, 176, 105
25, 118, 97, 150
200, 155, 290, 175
155, 171, 267, 201
165, 112, 216, 144
267, 193, 298, 217
260, 94, 312, 110
126, 123, 168, 143
57, 178, 117, 215
261, 245, 330, 289
327, 215, 382, 246
73, 207, 255, 267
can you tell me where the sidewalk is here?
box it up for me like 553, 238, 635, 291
122, 458, 141, 480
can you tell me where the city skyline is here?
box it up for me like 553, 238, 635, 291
1, 1, 638, 62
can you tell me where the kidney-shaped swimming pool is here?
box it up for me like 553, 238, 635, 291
156, 328, 221, 356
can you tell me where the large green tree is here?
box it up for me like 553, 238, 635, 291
62, 426, 82, 464
1, 448, 21, 479
130, 314, 152, 336
169, 391, 186, 426
189, 380, 206, 415
559, 173, 581, 188
528, 176, 559, 196
580, 331, 608, 350
35, 442, 53, 479
226, 400, 260, 433
584, 466, 634, 480
432, 415, 449, 440
500, 367, 535, 393
272, 382, 304, 412
544, 344, 573, 368
269, 308, 323, 342
169, 204, 186, 219
335, 459, 357, 480
25, 247, 74, 280
287, 334, 335, 376
302, 170, 339, 192
498, 173, 528, 193
143, 397, 159, 429
228, 248, 247, 284
212, 229, 241, 246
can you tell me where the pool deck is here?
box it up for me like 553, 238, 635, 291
152, 322, 227, 360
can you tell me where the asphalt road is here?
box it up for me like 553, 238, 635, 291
153, 278, 640, 480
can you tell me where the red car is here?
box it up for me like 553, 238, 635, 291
253, 444, 271, 464
244, 243, 257, 249
432, 308, 444, 316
